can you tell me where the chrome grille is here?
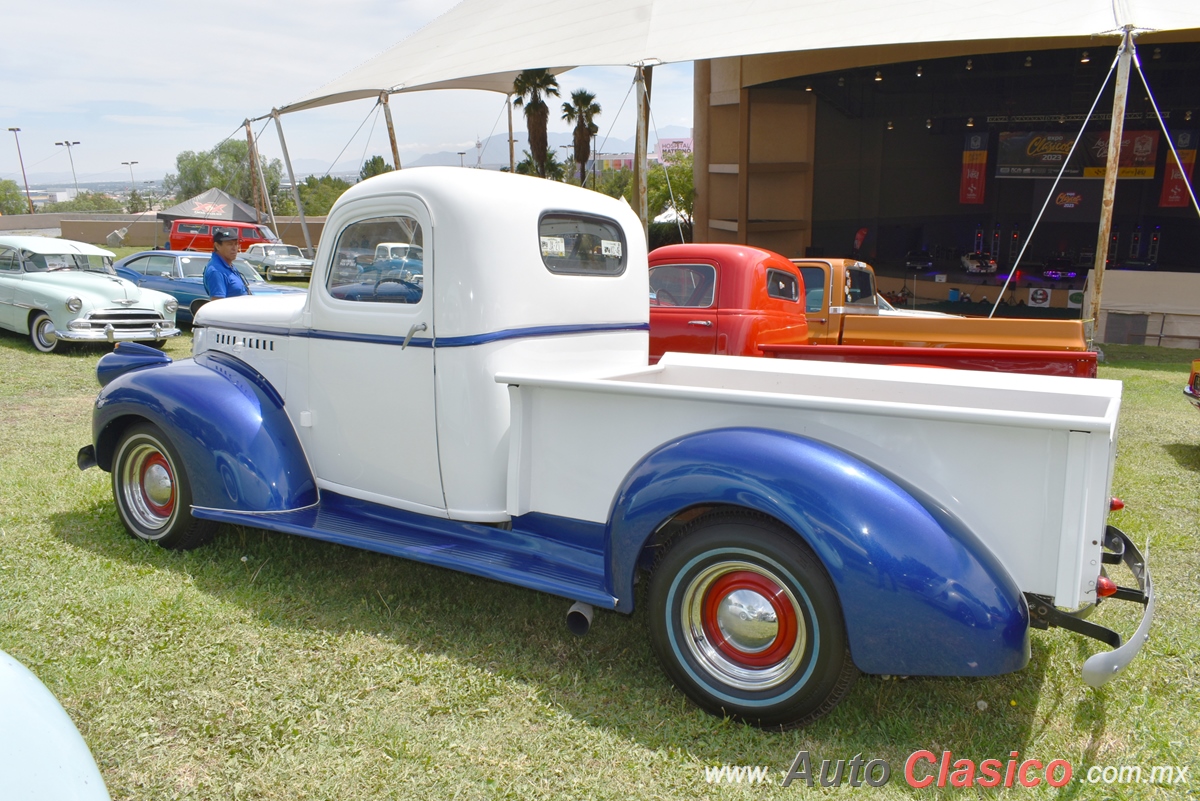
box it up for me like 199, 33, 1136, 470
81, 309, 168, 331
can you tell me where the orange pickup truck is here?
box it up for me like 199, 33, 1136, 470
649, 244, 1096, 377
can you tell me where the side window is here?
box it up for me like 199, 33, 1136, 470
213, 226, 238, 242
846, 267, 877, 307
766, 268, 800, 302
146, 255, 176, 276
328, 216, 424, 304
649, 264, 715, 307
124, 256, 153, 275
798, 266, 826, 312
0, 247, 18, 272
539, 213, 626, 275
177, 223, 208, 235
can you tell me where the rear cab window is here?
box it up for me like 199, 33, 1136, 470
539, 213, 626, 275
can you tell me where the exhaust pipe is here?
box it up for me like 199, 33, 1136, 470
566, 602, 593, 636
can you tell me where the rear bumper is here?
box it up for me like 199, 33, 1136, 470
1026, 525, 1153, 687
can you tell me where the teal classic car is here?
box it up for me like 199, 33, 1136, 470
0, 236, 180, 353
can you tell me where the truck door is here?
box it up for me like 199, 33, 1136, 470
648, 262, 717, 362
306, 205, 445, 513
796, 264, 833, 344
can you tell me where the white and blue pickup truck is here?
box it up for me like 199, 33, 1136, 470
78, 168, 1152, 729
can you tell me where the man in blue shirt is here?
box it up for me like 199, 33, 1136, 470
202, 229, 250, 298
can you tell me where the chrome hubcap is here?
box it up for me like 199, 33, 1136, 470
118, 440, 176, 535
681, 561, 807, 691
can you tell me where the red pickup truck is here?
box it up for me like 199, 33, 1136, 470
649, 244, 1097, 377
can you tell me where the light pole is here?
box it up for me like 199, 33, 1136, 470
7, 128, 35, 214
457, 151, 466, 168
121, 160, 138, 191
55, 140, 81, 195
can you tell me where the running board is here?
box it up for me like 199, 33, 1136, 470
192, 492, 617, 609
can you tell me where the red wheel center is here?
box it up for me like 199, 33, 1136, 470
140, 453, 175, 517
702, 570, 798, 667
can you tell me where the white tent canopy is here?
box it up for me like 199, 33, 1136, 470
281, 0, 1200, 114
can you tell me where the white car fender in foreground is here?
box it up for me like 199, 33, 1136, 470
0, 649, 110, 800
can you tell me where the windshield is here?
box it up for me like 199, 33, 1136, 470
233, 259, 265, 283
258, 226, 280, 241
24, 252, 114, 274
266, 245, 304, 258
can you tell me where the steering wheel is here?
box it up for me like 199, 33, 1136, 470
654, 288, 679, 306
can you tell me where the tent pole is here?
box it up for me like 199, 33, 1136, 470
507, 95, 515, 173
1087, 25, 1134, 344
633, 65, 653, 238
244, 120, 262, 225
273, 109, 314, 254
381, 92, 402, 170
246, 120, 278, 237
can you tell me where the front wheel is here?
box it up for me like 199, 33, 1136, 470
29, 311, 59, 353
112, 422, 217, 550
648, 511, 857, 729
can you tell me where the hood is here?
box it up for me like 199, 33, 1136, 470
23, 271, 144, 302
194, 292, 307, 328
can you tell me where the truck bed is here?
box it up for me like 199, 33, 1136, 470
761, 343, 1098, 377
836, 313, 1088, 351
501, 353, 1120, 609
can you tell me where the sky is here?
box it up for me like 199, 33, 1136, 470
0, 0, 694, 188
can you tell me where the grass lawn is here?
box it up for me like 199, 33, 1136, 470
0, 335, 1196, 799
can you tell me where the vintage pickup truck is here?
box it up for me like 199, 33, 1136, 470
649, 244, 1095, 376
78, 168, 1151, 729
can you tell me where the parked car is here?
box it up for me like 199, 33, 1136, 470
364, 242, 424, 283
0, 236, 179, 353
167, 219, 280, 252
0, 649, 110, 800
243, 243, 314, 281
113, 250, 306, 323
1042, 255, 1079, 280
903, 249, 935, 271
960, 251, 998, 273
1186, 360, 1200, 412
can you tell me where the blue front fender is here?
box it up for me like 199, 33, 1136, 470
608, 428, 1029, 677
93, 350, 317, 513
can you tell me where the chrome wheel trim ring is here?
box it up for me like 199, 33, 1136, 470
680, 560, 808, 692
118, 439, 176, 536
32, 317, 57, 351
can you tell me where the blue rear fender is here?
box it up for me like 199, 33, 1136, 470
607, 428, 1030, 677
92, 349, 318, 513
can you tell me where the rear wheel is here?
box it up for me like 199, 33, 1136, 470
29, 311, 59, 353
648, 510, 857, 729
112, 422, 217, 550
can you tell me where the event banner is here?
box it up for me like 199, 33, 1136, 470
959, 132, 988, 204
997, 131, 1159, 179
1159, 130, 1197, 208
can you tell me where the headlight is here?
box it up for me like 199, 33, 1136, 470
164, 299, 179, 313
66, 296, 83, 312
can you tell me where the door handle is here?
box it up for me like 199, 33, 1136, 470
687, 320, 713, 327
402, 322, 427, 349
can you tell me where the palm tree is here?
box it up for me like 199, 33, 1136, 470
562, 89, 601, 186
512, 69, 560, 178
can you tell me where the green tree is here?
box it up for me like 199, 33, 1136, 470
562, 89, 600, 186
359, 155, 394, 182
647, 151, 695, 227
514, 149, 565, 182
163, 140, 286, 211
512, 69, 560, 178
0, 179, 28, 215
126, 189, 147, 214
41, 191, 124, 213
296, 175, 352, 216
597, 167, 633, 204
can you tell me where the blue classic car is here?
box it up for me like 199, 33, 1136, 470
114, 250, 306, 323
0, 236, 180, 353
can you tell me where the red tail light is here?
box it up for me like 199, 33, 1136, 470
1110, 497, 1124, 511
1096, 575, 1118, 597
